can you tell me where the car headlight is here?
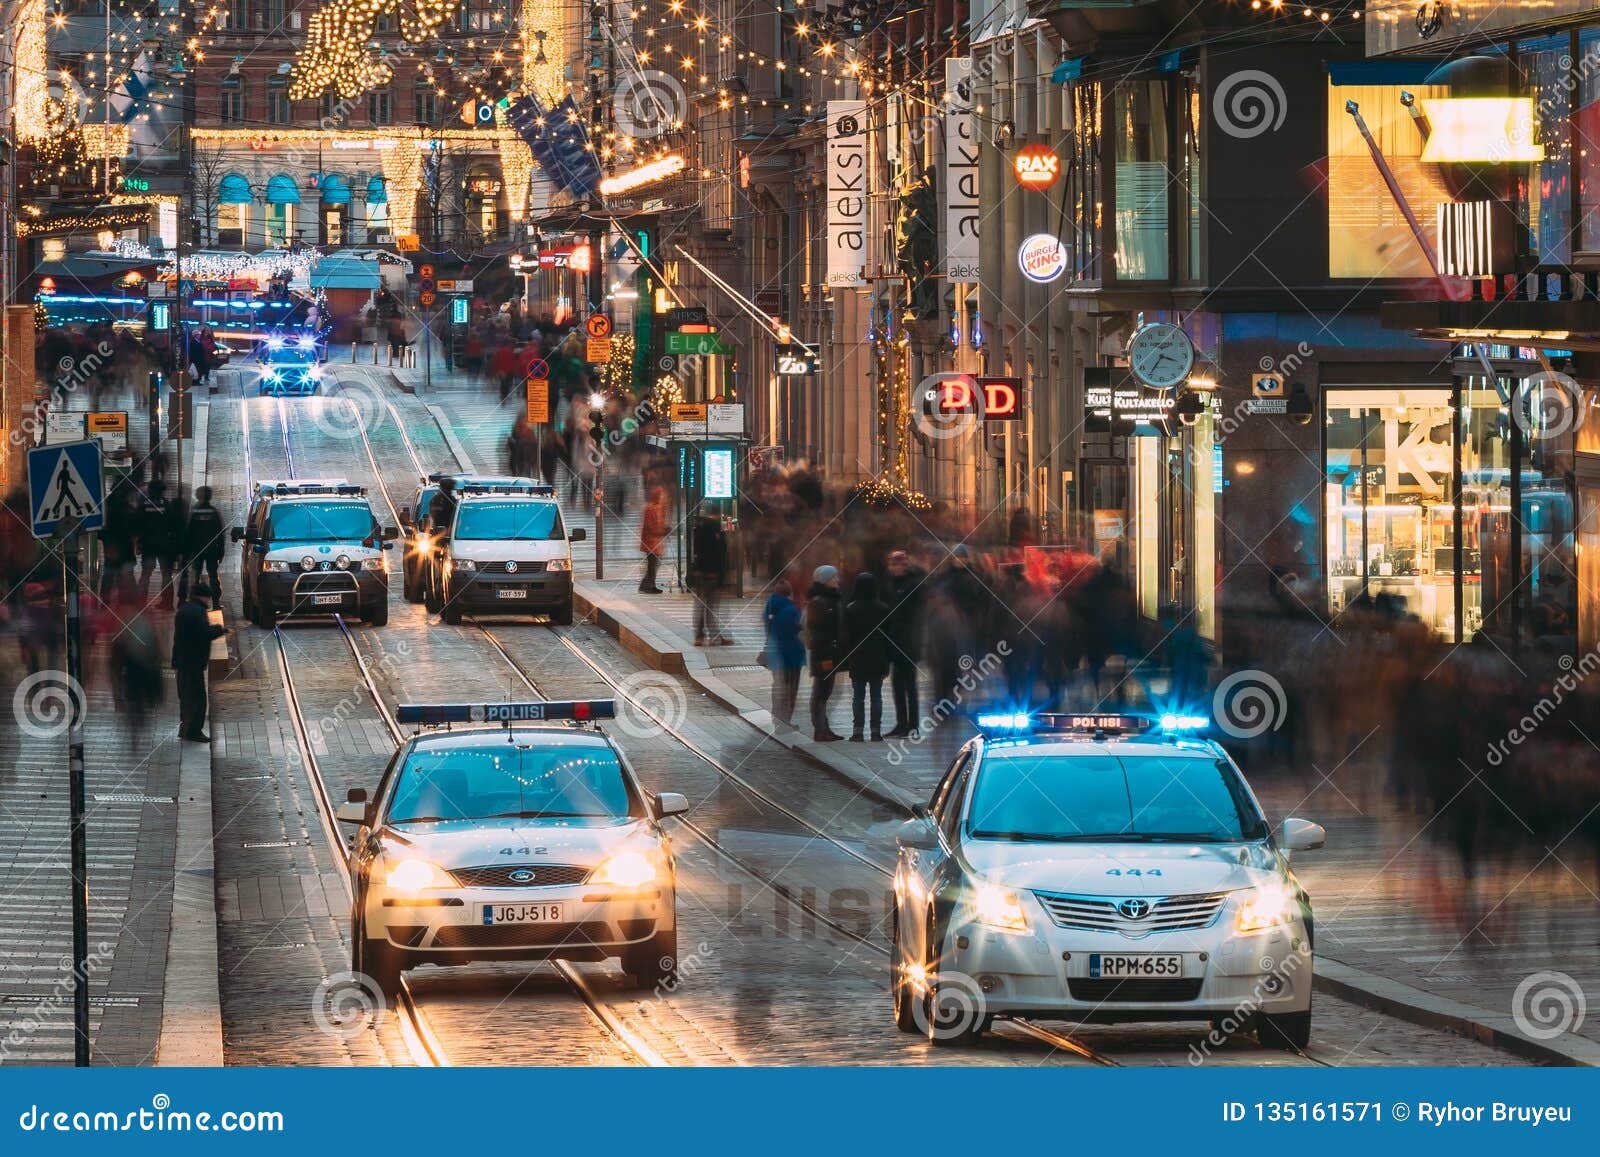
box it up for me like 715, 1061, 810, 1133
452, 558, 476, 572
590, 850, 658, 888
972, 881, 1029, 932
300, 556, 317, 571
385, 859, 456, 892
1235, 884, 1296, 933
546, 557, 571, 573
262, 560, 291, 573
298, 336, 316, 351
335, 554, 351, 570
413, 533, 432, 553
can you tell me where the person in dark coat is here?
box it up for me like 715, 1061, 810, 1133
172, 583, 225, 742
762, 578, 806, 727
137, 478, 178, 609
804, 565, 844, 741
843, 572, 891, 741
690, 513, 731, 645
183, 485, 226, 601
881, 549, 926, 737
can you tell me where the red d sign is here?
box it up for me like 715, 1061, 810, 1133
978, 377, 1021, 420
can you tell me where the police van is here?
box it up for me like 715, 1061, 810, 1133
400, 475, 545, 605
232, 479, 398, 627
256, 331, 323, 396
337, 699, 685, 998
429, 480, 583, 626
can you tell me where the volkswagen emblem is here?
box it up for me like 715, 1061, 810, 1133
505, 560, 519, 574
508, 868, 535, 883
1117, 897, 1152, 919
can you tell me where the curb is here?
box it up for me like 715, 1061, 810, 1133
572, 584, 919, 812
1313, 958, 1597, 1067
156, 739, 223, 1066
426, 403, 477, 472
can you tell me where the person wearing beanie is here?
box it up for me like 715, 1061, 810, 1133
804, 565, 844, 741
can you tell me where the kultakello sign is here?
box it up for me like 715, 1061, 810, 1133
1017, 234, 1067, 284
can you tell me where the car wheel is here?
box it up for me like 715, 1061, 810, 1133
440, 600, 463, 625
622, 928, 677, 990
1256, 1007, 1312, 1051
354, 922, 404, 1002
365, 598, 389, 627
402, 567, 419, 604
424, 577, 443, 614
258, 602, 277, 630
551, 600, 574, 626
890, 920, 921, 1034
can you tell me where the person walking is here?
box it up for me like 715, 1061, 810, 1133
843, 571, 891, 741
881, 549, 926, 737
639, 484, 668, 594
183, 485, 226, 602
762, 578, 806, 727
805, 565, 845, 741
111, 573, 163, 751
690, 512, 731, 645
172, 583, 225, 742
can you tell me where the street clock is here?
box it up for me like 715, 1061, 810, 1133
1127, 322, 1195, 391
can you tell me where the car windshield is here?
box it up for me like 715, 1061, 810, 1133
454, 500, 562, 540
387, 743, 635, 823
967, 752, 1268, 843
267, 502, 374, 543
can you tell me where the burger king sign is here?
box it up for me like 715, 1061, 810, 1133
1017, 233, 1067, 284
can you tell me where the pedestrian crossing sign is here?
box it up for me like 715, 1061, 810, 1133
28, 439, 104, 537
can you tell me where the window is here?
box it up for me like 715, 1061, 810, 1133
266, 502, 375, 543
227, 0, 246, 29
221, 85, 245, 124
263, 0, 284, 29
268, 83, 289, 125
1066, 81, 1102, 281
414, 90, 438, 126
368, 89, 391, 126
1113, 80, 1169, 280
453, 501, 563, 540
217, 202, 247, 246
390, 737, 637, 823
1521, 35, 1572, 265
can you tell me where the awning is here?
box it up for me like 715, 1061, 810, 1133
265, 174, 300, 205
319, 173, 350, 205
309, 253, 382, 290
220, 173, 253, 204
365, 175, 387, 204
1382, 298, 1600, 351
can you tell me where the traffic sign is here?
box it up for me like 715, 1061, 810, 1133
585, 314, 613, 339
29, 440, 104, 537
586, 337, 612, 364
665, 331, 734, 356
396, 234, 421, 252
420, 291, 437, 307
526, 378, 551, 424
178, 279, 195, 297
86, 411, 128, 456
528, 357, 550, 380
1252, 372, 1285, 398
438, 278, 473, 292
419, 277, 436, 295
419, 264, 435, 279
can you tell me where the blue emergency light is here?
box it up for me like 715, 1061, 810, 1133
975, 712, 1212, 737
396, 701, 617, 725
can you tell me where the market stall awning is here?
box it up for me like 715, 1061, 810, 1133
309, 253, 381, 290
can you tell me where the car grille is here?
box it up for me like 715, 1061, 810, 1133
450, 864, 589, 888
432, 921, 613, 949
1068, 978, 1204, 1003
291, 572, 360, 592
1033, 891, 1228, 936
475, 560, 547, 574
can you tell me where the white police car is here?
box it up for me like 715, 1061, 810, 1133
337, 700, 687, 998
433, 484, 584, 626
891, 713, 1325, 1048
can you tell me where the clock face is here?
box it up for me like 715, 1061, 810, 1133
1128, 323, 1195, 390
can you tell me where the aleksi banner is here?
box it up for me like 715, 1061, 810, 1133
826, 100, 868, 288
943, 57, 980, 283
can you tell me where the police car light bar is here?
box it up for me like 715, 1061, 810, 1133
457, 481, 556, 496
395, 701, 618, 725
255, 479, 365, 497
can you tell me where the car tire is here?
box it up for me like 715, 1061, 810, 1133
365, 598, 389, 627
622, 928, 677, 990
402, 566, 419, 604
441, 600, 463, 625
890, 920, 921, 1034
424, 577, 443, 614
1256, 1007, 1312, 1051
354, 923, 404, 1002
551, 600, 574, 626
258, 602, 278, 630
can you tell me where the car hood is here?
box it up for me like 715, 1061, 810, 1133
450, 539, 569, 563
380, 815, 650, 871
961, 839, 1282, 897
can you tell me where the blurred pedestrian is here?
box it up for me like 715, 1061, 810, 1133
183, 485, 225, 601
690, 512, 730, 644
137, 478, 178, 610
844, 572, 891, 741
172, 583, 225, 743
805, 565, 844, 742
111, 575, 162, 748
639, 484, 668, 594
18, 577, 63, 675
762, 578, 805, 727
882, 549, 925, 737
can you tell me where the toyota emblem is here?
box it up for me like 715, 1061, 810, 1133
508, 868, 535, 883
505, 560, 519, 574
1117, 898, 1152, 919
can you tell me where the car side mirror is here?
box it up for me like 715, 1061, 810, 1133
245, 527, 261, 545
337, 787, 369, 825
568, 527, 587, 542
655, 791, 689, 818
381, 525, 400, 541
1279, 817, 1325, 852
896, 817, 939, 851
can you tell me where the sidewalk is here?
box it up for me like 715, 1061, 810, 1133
413, 381, 1600, 1066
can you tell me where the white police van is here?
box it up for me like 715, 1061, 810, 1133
891, 712, 1324, 1048
338, 699, 686, 998
431, 482, 585, 626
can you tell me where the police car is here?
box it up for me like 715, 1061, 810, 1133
400, 475, 545, 605
336, 699, 686, 997
431, 481, 584, 626
891, 713, 1325, 1048
231, 479, 398, 627
257, 332, 323, 396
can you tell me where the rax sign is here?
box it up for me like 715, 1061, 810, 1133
932, 376, 1022, 421
1012, 144, 1061, 190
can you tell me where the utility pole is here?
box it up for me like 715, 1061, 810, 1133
64, 529, 88, 1066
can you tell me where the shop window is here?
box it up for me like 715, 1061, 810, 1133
1326, 81, 1451, 278
1521, 35, 1572, 266
1577, 28, 1600, 253
1177, 79, 1203, 283
1577, 486, 1600, 653
1113, 81, 1169, 281
217, 202, 248, 247
1066, 82, 1102, 281
265, 203, 294, 246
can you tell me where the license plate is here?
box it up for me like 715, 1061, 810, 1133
1089, 953, 1184, 979
496, 588, 528, 599
312, 593, 345, 605
483, 903, 562, 924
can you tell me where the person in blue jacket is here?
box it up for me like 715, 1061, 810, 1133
763, 578, 806, 727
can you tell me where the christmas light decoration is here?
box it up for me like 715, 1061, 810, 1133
17, 207, 153, 239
